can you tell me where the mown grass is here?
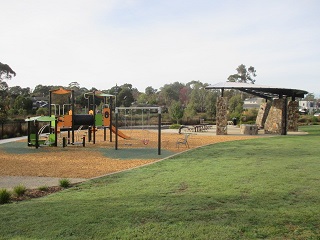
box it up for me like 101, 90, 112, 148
0, 126, 319, 239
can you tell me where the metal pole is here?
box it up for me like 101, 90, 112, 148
27, 120, 31, 146
35, 121, 39, 149
93, 90, 96, 144
158, 107, 161, 155
54, 118, 58, 146
109, 97, 113, 142
71, 90, 75, 144
115, 108, 118, 150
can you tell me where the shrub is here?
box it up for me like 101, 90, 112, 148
169, 124, 181, 129
311, 116, 318, 123
38, 185, 49, 191
13, 184, 26, 196
0, 189, 11, 204
59, 178, 71, 188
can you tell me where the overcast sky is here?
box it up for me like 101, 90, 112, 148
1, 0, 319, 95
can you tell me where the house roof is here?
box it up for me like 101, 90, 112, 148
205, 82, 308, 99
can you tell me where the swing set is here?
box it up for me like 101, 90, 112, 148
115, 106, 162, 155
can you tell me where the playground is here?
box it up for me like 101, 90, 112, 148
0, 87, 263, 190
0, 126, 257, 189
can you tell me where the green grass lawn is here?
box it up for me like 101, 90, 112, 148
0, 126, 319, 239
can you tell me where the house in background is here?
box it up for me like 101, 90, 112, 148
31, 96, 48, 110
243, 97, 264, 109
299, 100, 318, 114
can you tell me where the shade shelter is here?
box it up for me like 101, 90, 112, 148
205, 82, 308, 135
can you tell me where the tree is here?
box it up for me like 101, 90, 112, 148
145, 86, 157, 95
168, 100, 184, 124
9, 86, 31, 97
228, 95, 244, 119
205, 90, 219, 118
227, 64, 256, 84
303, 93, 315, 101
184, 102, 197, 120
189, 81, 207, 112
0, 62, 16, 81
0, 62, 16, 91
13, 95, 33, 114
159, 82, 184, 106
32, 85, 53, 97
117, 84, 134, 107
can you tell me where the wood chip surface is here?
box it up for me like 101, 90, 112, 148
0, 129, 258, 179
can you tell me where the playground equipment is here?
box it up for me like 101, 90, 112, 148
115, 106, 162, 155
48, 88, 128, 146
176, 133, 190, 148
25, 116, 57, 148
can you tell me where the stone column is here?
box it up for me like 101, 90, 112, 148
216, 97, 228, 135
287, 100, 299, 132
264, 99, 285, 134
255, 101, 271, 129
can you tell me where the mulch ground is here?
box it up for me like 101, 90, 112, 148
0, 130, 253, 178
0, 129, 257, 179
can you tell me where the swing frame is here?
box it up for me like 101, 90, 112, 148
115, 106, 162, 155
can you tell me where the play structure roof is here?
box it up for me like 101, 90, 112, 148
205, 82, 308, 99
25, 116, 56, 122
51, 88, 72, 95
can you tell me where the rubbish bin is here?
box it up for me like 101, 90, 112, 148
232, 117, 237, 125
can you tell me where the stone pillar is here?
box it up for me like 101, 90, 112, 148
264, 99, 285, 134
287, 100, 299, 132
255, 101, 271, 129
216, 97, 228, 135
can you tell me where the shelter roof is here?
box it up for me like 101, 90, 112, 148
205, 82, 308, 99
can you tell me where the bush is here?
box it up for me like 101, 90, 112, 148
59, 178, 71, 188
298, 115, 317, 125
169, 124, 181, 129
13, 184, 26, 196
241, 109, 258, 123
0, 189, 11, 204
311, 116, 319, 123
38, 186, 49, 191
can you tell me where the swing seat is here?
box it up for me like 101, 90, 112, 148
142, 139, 149, 145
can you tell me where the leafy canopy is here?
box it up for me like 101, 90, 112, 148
0, 62, 16, 80
227, 64, 256, 84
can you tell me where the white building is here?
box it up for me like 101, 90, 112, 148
243, 98, 264, 109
